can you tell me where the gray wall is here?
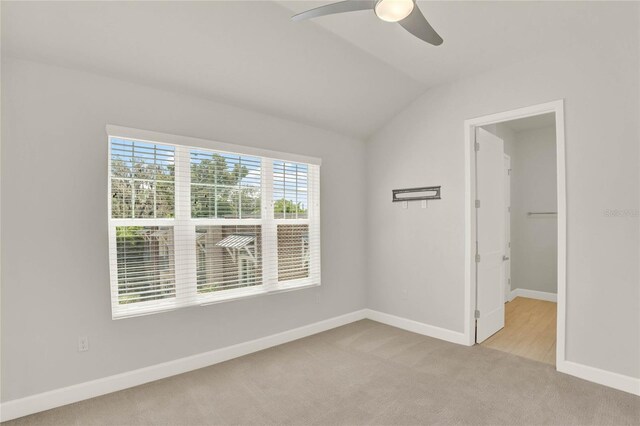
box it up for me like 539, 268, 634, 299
509, 125, 558, 294
480, 123, 516, 157
0, 58, 367, 401
494, 125, 516, 158
365, 5, 639, 379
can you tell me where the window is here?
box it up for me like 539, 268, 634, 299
108, 126, 321, 319
273, 161, 308, 219
195, 225, 262, 293
110, 138, 175, 219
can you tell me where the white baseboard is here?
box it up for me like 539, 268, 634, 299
4, 308, 637, 421
0, 310, 367, 422
557, 360, 640, 396
365, 309, 469, 346
510, 288, 557, 302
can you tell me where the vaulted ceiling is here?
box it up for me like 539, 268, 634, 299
1, 1, 619, 139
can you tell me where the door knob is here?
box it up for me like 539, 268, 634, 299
502, 255, 510, 261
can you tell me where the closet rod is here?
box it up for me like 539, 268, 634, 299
527, 211, 557, 216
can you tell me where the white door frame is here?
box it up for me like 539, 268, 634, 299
463, 100, 566, 368
503, 154, 511, 303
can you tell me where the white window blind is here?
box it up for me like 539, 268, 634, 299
108, 127, 321, 319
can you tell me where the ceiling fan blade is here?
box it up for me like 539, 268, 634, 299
291, 0, 375, 22
398, 5, 443, 46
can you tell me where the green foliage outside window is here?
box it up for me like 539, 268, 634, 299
273, 199, 307, 215
111, 153, 175, 219
191, 153, 261, 219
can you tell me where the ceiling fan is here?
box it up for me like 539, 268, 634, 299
291, 0, 443, 46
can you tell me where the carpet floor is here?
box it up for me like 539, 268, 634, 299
4, 320, 639, 425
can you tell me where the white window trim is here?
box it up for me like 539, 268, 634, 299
107, 125, 321, 319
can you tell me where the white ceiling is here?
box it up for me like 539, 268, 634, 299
1, 1, 621, 139
280, 1, 621, 87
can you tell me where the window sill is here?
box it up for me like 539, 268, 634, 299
112, 280, 320, 319
199, 280, 320, 306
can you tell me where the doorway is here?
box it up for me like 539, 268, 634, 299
463, 100, 566, 368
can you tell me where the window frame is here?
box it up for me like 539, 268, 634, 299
107, 125, 321, 319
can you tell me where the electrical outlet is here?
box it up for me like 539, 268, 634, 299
78, 336, 89, 352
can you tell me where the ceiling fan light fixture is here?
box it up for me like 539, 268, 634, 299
374, 0, 414, 23
291, 0, 442, 46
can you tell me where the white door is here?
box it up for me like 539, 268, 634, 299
504, 155, 511, 302
475, 128, 506, 343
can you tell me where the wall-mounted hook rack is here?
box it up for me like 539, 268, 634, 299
392, 186, 441, 203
